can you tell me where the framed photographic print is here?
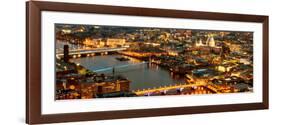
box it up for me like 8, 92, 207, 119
26, 1, 269, 124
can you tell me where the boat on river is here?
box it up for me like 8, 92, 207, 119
116, 57, 130, 61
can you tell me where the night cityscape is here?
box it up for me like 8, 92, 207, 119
55, 24, 253, 100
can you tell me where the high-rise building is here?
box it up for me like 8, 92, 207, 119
63, 45, 69, 62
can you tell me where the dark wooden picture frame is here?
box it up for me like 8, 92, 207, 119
26, 1, 269, 124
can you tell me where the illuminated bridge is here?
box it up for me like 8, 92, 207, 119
132, 83, 221, 95
94, 61, 149, 73
132, 82, 207, 95
56, 47, 127, 57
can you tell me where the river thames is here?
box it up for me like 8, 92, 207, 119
70, 54, 185, 90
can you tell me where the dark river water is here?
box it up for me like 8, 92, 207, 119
57, 41, 186, 90
70, 55, 186, 90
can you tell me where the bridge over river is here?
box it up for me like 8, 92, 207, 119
94, 61, 149, 73
56, 47, 127, 57
132, 82, 220, 95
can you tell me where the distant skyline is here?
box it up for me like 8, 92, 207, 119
55, 24, 253, 45
55, 23, 254, 33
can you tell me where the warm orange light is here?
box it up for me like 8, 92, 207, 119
69, 85, 75, 90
